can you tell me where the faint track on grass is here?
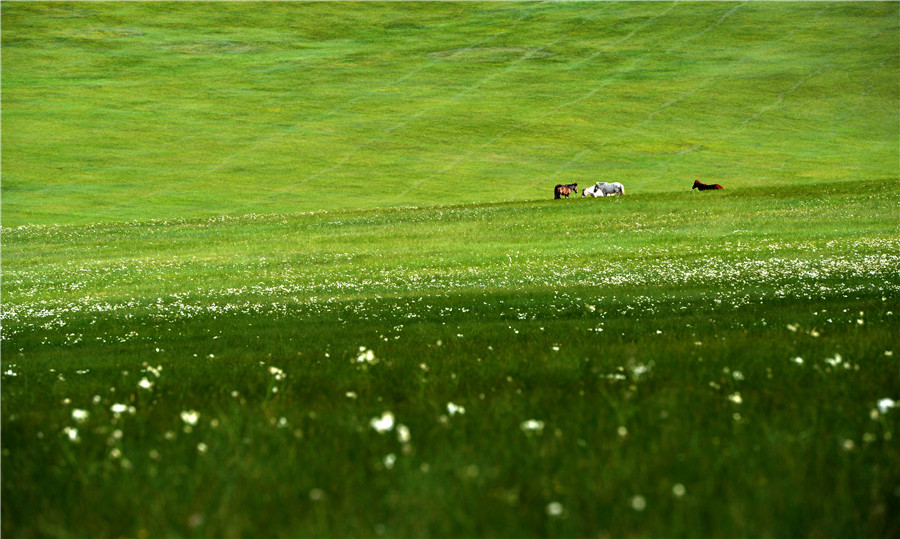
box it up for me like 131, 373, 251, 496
542, 5, 834, 187
275, 3, 612, 203
398, 2, 748, 197
98, 2, 546, 216
664, 3, 744, 54
394, 2, 683, 198
239, 2, 562, 207
641, 9, 884, 183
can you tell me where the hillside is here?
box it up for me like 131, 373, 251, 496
2, 4, 899, 538
2, 1, 898, 226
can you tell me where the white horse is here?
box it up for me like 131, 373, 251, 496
582, 184, 606, 197
590, 182, 625, 196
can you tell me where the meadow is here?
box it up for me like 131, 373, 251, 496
2, 2, 899, 538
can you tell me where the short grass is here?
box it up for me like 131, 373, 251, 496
2, 2, 899, 538
2, 1, 897, 225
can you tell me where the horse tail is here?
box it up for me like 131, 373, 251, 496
554, 185, 562, 199
619, 184, 625, 195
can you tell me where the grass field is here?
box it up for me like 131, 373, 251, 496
2, 1, 898, 225
2, 2, 899, 538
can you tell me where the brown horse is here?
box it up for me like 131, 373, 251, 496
554, 183, 578, 199
693, 180, 723, 191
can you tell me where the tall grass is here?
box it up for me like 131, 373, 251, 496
3, 181, 899, 537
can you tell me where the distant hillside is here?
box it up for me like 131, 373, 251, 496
2, 1, 897, 226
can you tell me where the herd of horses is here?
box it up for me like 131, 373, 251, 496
553, 180, 723, 199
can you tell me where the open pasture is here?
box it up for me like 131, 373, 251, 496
2, 1, 899, 538
2, 1, 898, 225
3, 183, 899, 538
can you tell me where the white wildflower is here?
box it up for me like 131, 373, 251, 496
180, 410, 200, 426
63, 426, 80, 442
447, 402, 465, 416
877, 398, 895, 414
630, 362, 653, 379
357, 347, 378, 364
825, 353, 843, 367
110, 403, 134, 416
546, 501, 564, 517
397, 424, 411, 444
630, 495, 647, 511
370, 411, 395, 433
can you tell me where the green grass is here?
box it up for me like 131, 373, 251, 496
2, 1, 897, 225
2, 2, 899, 538
4, 183, 899, 538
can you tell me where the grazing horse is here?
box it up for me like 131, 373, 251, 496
590, 182, 625, 196
554, 183, 578, 199
693, 180, 723, 191
582, 184, 606, 197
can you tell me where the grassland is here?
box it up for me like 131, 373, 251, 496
2, 1, 898, 225
2, 2, 899, 538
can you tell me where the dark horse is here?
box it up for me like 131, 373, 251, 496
554, 183, 578, 199
693, 180, 723, 191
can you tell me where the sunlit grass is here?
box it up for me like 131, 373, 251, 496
3, 180, 899, 537
2, 2, 897, 225
2, 1, 899, 537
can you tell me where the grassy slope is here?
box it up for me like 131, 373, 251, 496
2, 2, 899, 538
2, 1, 897, 226
3, 182, 899, 538
2, 181, 898, 311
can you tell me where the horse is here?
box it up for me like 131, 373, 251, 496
591, 182, 625, 196
582, 184, 606, 197
554, 183, 578, 199
693, 180, 723, 191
